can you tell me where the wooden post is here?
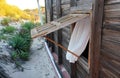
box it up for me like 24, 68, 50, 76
90, 0, 104, 78
56, 0, 63, 65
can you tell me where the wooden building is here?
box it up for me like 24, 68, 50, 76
32, 0, 120, 78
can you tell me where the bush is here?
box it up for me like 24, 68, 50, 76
8, 34, 30, 52
8, 34, 30, 61
21, 22, 34, 31
0, 34, 7, 40
8, 22, 34, 61
2, 26, 16, 34
19, 51, 29, 61
1, 18, 11, 26
8, 22, 35, 61
11, 51, 18, 60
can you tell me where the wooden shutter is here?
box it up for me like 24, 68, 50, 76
31, 13, 89, 38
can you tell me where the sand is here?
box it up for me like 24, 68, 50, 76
1, 38, 59, 78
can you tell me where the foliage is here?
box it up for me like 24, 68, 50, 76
0, 35, 7, 40
21, 22, 35, 31
8, 34, 29, 52
1, 18, 11, 26
0, 0, 31, 21
2, 26, 16, 34
11, 51, 18, 60
0, 0, 46, 22
9, 34, 30, 61
19, 51, 29, 61
8, 22, 34, 61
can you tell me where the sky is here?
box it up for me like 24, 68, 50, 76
6, 0, 45, 10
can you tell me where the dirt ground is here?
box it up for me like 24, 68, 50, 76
2, 38, 60, 78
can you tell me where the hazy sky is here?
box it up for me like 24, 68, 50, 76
6, 0, 45, 10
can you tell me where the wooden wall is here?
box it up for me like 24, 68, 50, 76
45, 0, 93, 78
46, 0, 120, 78
100, 0, 120, 77
90, 0, 120, 78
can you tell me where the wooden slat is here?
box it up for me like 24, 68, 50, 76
31, 14, 89, 38
102, 28, 120, 42
104, 10, 120, 18
100, 56, 120, 77
104, 3, 120, 10
103, 23, 120, 31
77, 57, 89, 73
101, 40, 120, 57
105, 0, 120, 5
101, 49, 120, 66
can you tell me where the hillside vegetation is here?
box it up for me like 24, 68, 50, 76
0, 0, 34, 21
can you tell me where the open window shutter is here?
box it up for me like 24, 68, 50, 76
31, 13, 89, 38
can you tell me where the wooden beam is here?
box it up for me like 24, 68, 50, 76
90, 0, 105, 78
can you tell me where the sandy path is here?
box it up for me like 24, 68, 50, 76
8, 38, 59, 78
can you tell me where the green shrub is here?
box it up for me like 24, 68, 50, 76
19, 51, 29, 61
0, 35, 7, 40
8, 34, 30, 52
1, 18, 11, 26
8, 22, 34, 61
21, 22, 34, 31
2, 26, 16, 34
11, 51, 18, 60
8, 35, 30, 61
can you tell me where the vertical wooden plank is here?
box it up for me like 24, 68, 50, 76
45, 0, 53, 21
45, 0, 47, 23
70, 0, 77, 7
90, 0, 105, 78
56, 0, 63, 65
45, 0, 55, 52
71, 63, 77, 78
70, 23, 77, 78
70, 1, 77, 76
70, 4, 77, 77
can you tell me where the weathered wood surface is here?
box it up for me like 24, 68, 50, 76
31, 14, 89, 38
99, 0, 120, 77
90, 0, 105, 78
105, 0, 120, 4
45, 0, 55, 51
45, 0, 93, 77
53, 0, 72, 74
